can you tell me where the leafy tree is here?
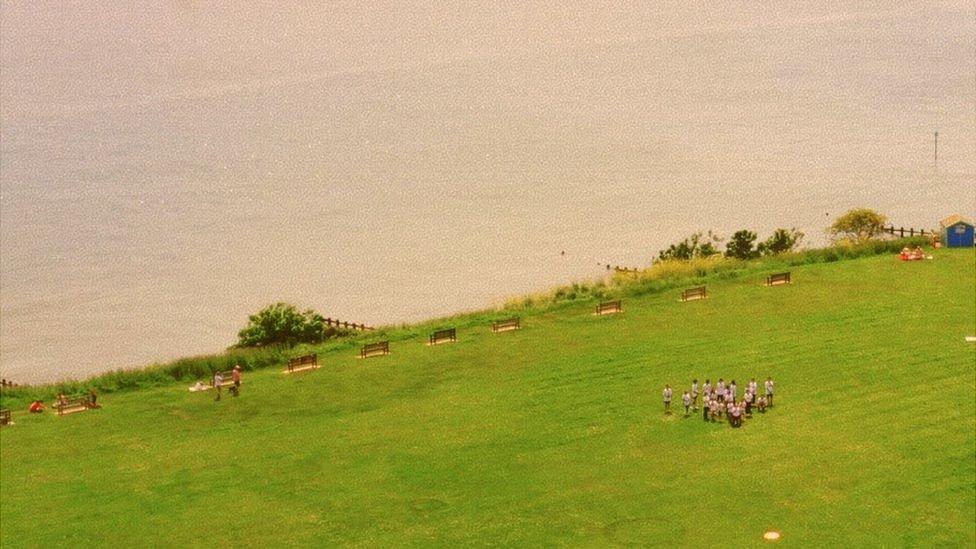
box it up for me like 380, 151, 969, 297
758, 228, 805, 256
725, 230, 759, 259
657, 231, 722, 261
236, 302, 328, 348
829, 208, 888, 243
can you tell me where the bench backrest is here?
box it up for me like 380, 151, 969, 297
288, 354, 318, 369
430, 328, 456, 343
362, 341, 390, 357
682, 286, 707, 300
767, 272, 791, 285
0, 409, 10, 425
492, 317, 520, 332
56, 397, 91, 415
213, 371, 235, 384
597, 300, 621, 313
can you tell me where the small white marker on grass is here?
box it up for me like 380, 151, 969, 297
966, 336, 976, 343
763, 531, 781, 541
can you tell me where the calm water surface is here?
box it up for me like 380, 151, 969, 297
2, 2, 974, 383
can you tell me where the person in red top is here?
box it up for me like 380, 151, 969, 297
232, 365, 242, 397
29, 400, 44, 413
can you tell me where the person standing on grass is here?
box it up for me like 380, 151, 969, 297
743, 390, 753, 416
703, 397, 710, 421
663, 385, 673, 414
213, 371, 223, 401
702, 379, 711, 402
765, 377, 774, 407
748, 378, 758, 396
729, 380, 737, 402
691, 379, 699, 410
682, 391, 692, 416
232, 365, 242, 397
716, 378, 725, 396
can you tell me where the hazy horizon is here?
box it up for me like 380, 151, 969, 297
2, 1, 974, 383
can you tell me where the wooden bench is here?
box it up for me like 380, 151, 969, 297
766, 272, 791, 286
492, 317, 520, 333
429, 328, 457, 346
596, 300, 622, 315
56, 396, 93, 416
212, 371, 236, 388
287, 353, 319, 373
361, 341, 390, 358
0, 409, 10, 426
681, 286, 707, 302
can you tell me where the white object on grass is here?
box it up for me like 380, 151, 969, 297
966, 336, 976, 343
763, 531, 781, 541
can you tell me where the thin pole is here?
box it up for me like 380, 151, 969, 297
934, 131, 938, 171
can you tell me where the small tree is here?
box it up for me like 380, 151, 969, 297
657, 231, 722, 261
725, 230, 759, 259
758, 228, 804, 256
236, 302, 327, 348
829, 208, 887, 243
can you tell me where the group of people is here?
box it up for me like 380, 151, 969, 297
27, 389, 99, 413
899, 246, 929, 261
662, 377, 775, 428
213, 365, 243, 401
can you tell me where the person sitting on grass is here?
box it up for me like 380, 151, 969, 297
682, 391, 692, 416
911, 246, 925, 260
900, 247, 911, 261
757, 395, 768, 413
29, 400, 44, 413
662, 385, 673, 414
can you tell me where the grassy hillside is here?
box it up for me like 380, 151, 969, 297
1, 249, 974, 547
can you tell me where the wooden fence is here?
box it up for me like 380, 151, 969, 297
325, 318, 374, 331
0, 379, 19, 389
883, 226, 935, 238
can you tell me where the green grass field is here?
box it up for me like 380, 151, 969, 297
1, 249, 974, 547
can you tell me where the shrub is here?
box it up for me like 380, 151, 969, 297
236, 302, 328, 348
829, 208, 888, 243
657, 231, 723, 260
725, 230, 759, 259
758, 228, 804, 255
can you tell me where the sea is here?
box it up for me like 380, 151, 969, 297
1, 1, 974, 383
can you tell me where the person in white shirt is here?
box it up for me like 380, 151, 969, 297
691, 380, 699, 410
663, 385, 673, 414
748, 378, 758, 395
729, 380, 737, 402
765, 377, 775, 407
682, 391, 692, 416
213, 371, 223, 401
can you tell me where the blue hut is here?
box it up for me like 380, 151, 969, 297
941, 214, 974, 248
